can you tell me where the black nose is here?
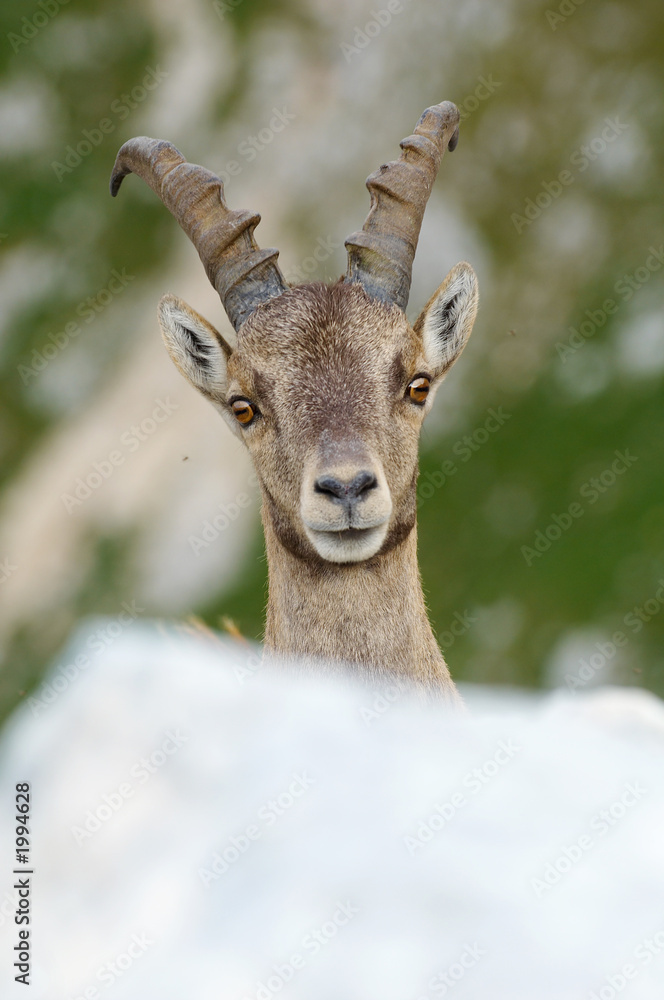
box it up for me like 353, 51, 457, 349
314, 471, 378, 503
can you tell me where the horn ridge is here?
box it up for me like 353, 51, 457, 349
344, 101, 460, 311
110, 136, 288, 330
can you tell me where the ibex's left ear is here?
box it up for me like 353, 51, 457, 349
415, 262, 478, 378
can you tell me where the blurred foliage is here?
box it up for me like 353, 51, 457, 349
1, 0, 663, 724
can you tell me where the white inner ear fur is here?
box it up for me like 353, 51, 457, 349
417, 261, 478, 378
158, 293, 232, 402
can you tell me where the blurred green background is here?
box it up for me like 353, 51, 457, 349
1, 0, 663, 724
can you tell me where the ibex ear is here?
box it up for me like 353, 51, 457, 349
415, 262, 478, 378
158, 294, 232, 403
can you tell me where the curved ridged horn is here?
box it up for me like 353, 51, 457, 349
344, 101, 460, 311
110, 137, 288, 330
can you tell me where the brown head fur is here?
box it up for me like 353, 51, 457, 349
111, 102, 479, 698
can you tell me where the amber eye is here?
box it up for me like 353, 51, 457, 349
231, 399, 256, 425
407, 376, 430, 405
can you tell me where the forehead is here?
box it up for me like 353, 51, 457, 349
232, 282, 418, 389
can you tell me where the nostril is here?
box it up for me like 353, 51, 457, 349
314, 471, 378, 503
314, 475, 347, 500
350, 471, 378, 498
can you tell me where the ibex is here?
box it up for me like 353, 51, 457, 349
110, 101, 478, 700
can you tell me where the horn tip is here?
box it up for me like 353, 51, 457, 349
109, 136, 161, 197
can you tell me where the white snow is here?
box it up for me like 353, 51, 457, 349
1, 621, 663, 999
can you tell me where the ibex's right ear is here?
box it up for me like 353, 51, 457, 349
158, 294, 232, 403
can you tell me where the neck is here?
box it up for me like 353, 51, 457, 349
262, 510, 457, 696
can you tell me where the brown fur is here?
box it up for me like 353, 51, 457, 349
116, 111, 476, 702
225, 281, 460, 699
158, 266, 478, 703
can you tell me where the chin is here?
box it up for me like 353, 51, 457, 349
304, 523, 390, 564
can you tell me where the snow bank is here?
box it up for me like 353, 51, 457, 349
1, 621, 663, 999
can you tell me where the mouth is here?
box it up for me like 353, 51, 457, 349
303, 522, 389, 563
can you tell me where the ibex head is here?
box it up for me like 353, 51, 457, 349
111, 102, 478, 567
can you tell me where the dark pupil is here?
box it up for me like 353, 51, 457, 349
411, 379, 429, 400
234, 402, 252, 421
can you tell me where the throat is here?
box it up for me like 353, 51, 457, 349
261, 510, 450, 688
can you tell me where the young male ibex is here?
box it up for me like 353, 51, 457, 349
110, 101, 478, 699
